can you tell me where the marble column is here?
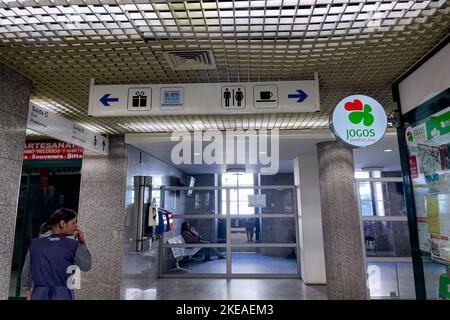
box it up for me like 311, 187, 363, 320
76, 136, 127, 300
0, 64, 32, 300
317, 141, 367, 300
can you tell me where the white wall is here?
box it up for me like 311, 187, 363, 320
294, 154, 327, 284
399, 43, 450, 114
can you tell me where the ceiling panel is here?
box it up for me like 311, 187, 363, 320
0, 0, 449, 133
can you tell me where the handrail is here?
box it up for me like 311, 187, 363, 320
161, 185, 296, 191
354, 177, 403, 182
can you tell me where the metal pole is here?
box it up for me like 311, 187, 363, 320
226, 188, 231, 277
133, 176, 151, 252
159, 186, 165, 278
292, 186, 302, 278
395, 263, 400, 298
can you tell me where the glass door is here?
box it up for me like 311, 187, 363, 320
159, 183, 300, 278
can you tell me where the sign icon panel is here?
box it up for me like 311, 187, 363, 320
221, 86, 246, 109
254, 85, 278, 109
127, 87, 152, 111
161, 87, 184, 109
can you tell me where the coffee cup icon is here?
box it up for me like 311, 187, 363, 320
260, 91, 273, 100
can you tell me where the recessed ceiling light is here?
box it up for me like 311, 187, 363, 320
194, 153, 201, 156
384, 149, 392, 152
259, 151, 266, 154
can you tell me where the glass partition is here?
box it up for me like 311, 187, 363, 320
366, 262, 415, 299
230, 218, 297, 244
358, 181, 407, 217
363, 221, 411, 257
160, 185, 299, 277
162, 246, 227, 275
162, 218, 227, 245
356, 177, 415, 299
231, 247, 298, 275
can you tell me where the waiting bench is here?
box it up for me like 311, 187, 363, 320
167, 235, 202, 272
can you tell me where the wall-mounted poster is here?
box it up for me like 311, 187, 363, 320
410, 106, 450, 266
417, 144, 441, 177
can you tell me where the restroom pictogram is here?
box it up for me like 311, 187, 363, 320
221, 86, 246, 109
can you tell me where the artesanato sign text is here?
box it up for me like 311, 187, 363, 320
330, 95, 387, 148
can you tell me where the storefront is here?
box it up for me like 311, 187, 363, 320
8, 140, 83, 299
393, 35, 450, 299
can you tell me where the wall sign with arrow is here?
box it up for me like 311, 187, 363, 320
100, 93, 119, 107
88, 73, 320, 117
288, 90, 308, 103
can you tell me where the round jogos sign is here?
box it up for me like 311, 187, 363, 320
330, 95, 387, 148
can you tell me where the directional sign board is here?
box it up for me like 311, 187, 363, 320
88, 74, 320, 117
27, 103, 109, 155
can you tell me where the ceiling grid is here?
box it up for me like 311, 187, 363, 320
0, 0, 448, 133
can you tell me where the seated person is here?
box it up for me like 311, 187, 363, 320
181, 222, 225, 261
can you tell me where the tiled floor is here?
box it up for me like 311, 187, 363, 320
121, 247, 325, 300
120, 278, 328, 300
165, 253, 298, 275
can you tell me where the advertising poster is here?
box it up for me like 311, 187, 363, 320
417, 219, 430, 253
417, 144, 441, 177
426, 196, 440, 235
409, 155, 419, 179
430, 235, 450, 264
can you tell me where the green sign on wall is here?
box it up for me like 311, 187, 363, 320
426, 109, 450, 140
407, 107, 450, 144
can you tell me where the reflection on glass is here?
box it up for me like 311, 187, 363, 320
221, 172, 255, 216
423, 260, 447, 299
358, 182, 406, 216
260, 188, 295, 214
367, 262, 415, 299
230, 218, 296, 244
363, 221, 411, 257
164, 189, 216, 214
231, 247, 297, 274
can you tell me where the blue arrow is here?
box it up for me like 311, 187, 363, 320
100, 94, 119, 106
288, 90, 308, 103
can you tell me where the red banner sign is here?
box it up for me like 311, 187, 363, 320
24, 141, 83, 160
409, 155, 419, 179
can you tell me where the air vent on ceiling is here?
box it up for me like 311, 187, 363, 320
163, 50, 216, 71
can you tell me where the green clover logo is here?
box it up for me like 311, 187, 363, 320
344, 99, 374, 127
406, 130, 414, 143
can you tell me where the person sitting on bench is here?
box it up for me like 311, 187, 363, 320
181, 222, 226, 261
